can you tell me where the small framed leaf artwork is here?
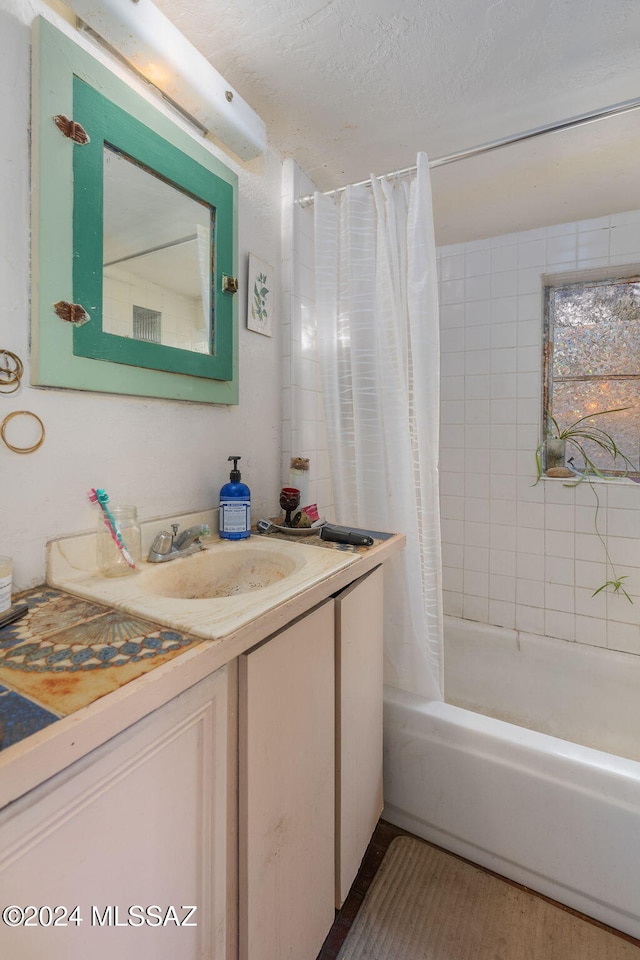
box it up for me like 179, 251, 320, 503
247, 253, 273, 337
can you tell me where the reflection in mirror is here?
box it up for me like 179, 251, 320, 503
102, 145, 214, 355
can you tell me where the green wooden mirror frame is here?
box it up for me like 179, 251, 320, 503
31, 17, 239, 403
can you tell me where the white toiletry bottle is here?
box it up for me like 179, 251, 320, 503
290, 456, 310, 508
219, 456, 251, 540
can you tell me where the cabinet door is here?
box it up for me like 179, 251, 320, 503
0, 667, 234, 960
335, 565, 384, 906
239, 600, 335, 960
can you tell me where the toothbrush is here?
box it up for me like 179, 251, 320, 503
88, 488, 136, 569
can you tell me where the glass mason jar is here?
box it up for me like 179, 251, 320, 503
97, 505, 142, 577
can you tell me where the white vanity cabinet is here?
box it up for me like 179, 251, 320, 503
0, 666, 235, 960
1, 534, 398, 960
335, 564, 384, 906
239, 566, 385, 960
239, 599, 336, 960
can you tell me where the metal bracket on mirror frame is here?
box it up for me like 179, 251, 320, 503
53, 301, 90, 326
222, 275, 239, 294
53, 114, 90, 144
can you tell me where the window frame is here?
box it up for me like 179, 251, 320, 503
542, 265, 640, 480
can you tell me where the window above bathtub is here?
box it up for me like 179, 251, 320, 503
543, 265, 640, 479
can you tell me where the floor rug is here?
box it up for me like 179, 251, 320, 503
337, 835, 640, 959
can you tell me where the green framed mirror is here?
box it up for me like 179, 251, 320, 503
31, 17, 239, 403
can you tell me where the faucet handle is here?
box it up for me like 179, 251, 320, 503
150, 531, 173, 557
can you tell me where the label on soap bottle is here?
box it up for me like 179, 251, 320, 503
220, 499, 250, 534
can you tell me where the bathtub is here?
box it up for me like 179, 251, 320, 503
383, 616, 640, 940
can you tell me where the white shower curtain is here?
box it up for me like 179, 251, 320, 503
314, 153, 443, 700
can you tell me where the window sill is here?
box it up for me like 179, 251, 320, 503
540, 475, 639, 485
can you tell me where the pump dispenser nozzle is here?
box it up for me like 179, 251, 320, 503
228, 455, 241, 481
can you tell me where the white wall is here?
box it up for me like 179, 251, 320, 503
0, 0, 284, 591
439, 210, 640, 656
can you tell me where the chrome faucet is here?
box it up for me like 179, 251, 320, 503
147, 523, 209, 563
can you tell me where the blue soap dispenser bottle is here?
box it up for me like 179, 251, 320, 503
219, 456, 251, 540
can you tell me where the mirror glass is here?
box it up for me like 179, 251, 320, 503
102, 145, 214, 355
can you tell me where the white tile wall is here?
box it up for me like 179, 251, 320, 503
104, 267, 207, 352
439, 209, 640, 656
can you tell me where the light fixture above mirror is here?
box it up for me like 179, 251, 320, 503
66, 0, 266, 161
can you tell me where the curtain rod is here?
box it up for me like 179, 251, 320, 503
297, 94, 640, 208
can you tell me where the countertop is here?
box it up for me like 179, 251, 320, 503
0, 524, 405, 810
0, 587, 203, 749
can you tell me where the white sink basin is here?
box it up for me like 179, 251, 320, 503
47, 532, 359, 641
139, 545, 301, 599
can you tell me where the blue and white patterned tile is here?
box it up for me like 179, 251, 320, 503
0, 589, 197, 674
0, 689, 59, 750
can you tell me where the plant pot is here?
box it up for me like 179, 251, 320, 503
544, 438, 567, 473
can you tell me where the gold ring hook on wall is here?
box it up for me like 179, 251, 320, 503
1, 410, 46, 454
0, 350, 24, 394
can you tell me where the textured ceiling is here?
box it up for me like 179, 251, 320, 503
155, 0, 640, 243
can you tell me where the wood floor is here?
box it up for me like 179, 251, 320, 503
316, 820, 640, 960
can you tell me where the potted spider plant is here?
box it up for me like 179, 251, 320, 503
535, 406, 636, 601
535, 407, 635, 481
